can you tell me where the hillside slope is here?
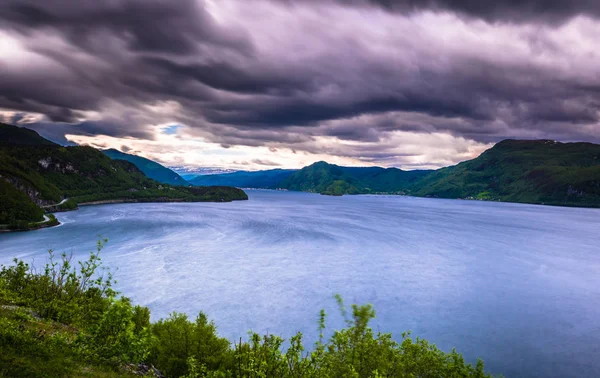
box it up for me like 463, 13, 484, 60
0, 122, 58, 146
411, 139, 600, 206
280, 162, 431, 195
0, 123, 247, 228
103, 149, 187, 186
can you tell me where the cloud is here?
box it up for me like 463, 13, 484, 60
0, 0, 599, 169
251, 159, 282, 167
315, 0, 600, 23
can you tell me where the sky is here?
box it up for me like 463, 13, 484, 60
1, 0, 599, 170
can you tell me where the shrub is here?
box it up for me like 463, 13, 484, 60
0, 241, 496, 378
0, 238, 115, 325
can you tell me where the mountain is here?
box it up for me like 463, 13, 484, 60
103, 149, 187, 186
280, 162, 430, 195
0, 123, 58, 147
190, 139, 600, 206
410, 139, 600, 206
169, 166, 237, 181
4, 119, 599, 216
190, 169, 296, 188
189, 164, 429, 195
0, 123, 247, 229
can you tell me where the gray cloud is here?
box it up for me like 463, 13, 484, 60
284, 0, 600, 22
0, 0, 599, 167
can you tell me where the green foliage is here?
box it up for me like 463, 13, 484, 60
0, 239, 142, 377
189, 140, 600, 207
0, 307, 82, 377
0, 241, 498, 378
0, 122, 58, 146
0, 238, 115, 324
234, 141, 600, 207
280, 161, 429, 195
0, 123, 248, 226
3, 214, 60, 231
83, 297, 151, 365
148, 312, 231, 377
412, 139, 600, 206
103, 148, 187, 186
181, 295, 493, 378
0, 179, 44, 223
58, 198, 79, 211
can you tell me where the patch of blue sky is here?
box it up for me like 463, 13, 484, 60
162, 124, 181, 135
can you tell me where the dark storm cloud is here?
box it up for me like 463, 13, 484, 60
14, 121, 154, 146
288, 0, 600, 22
1, 0, 250, 54
0, 0, 251, 137
141, 57, 315, 96
0, 0, 599, 166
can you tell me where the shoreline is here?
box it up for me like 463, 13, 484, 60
3, 190, 598, 234
0, 214, 60, 233
245, 188, 600, 210
1, 195, 248, 233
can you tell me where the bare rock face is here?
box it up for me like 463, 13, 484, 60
1, 175, 54, 207
38, 157, 80, 174
38, 157, 52, 169
123, 363, 165, 377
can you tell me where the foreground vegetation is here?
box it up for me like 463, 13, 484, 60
0, 240, 495, 377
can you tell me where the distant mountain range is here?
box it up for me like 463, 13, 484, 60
189, 140, 600, 207
168, 166, 237, 181
103, 149, 186, 186
0, 123, 247, 229
189, 169, 297, 188
279, 162, 430, 195
4, 121, 600, 223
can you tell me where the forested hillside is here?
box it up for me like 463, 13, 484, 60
411, 140, 600, 206
280, 162, 430, 195
207, 140, 600, 207
0, 123, 247, 229
103, 149, 187, 186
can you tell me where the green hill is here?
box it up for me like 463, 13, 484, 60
190, 139, 600, 207
0, 123, 58, 147
411, 139, 600, 206
275, 141, 600, 206
188, 162, 429, 195
280, 161, 430, 195
103, 148, 187, 186
0, 123, 247, 229
4, 120, 600, 211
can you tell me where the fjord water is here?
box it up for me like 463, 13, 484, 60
1, 191, 599, 377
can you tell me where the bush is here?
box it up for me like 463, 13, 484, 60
0, 238, 115, 325
82, 297, 151, 365
0, 241, 496, 378
148, 312, 231, 377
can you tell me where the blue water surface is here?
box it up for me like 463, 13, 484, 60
1, 190, 599, 377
